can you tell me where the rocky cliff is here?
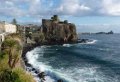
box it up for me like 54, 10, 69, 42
32, 15, 78, 44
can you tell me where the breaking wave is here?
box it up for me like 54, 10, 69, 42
63, 44, 72, 47
79, 39, 97, 44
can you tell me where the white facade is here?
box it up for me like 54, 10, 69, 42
0, 33, 5, 42
4, 23, 17, 33
0, 33, 5, 51
0, 22, 17, 33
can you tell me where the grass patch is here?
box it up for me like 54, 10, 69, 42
13, 68, 35, 82
0, 52, 9, 71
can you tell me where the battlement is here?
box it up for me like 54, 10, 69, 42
42, 15, 69, 27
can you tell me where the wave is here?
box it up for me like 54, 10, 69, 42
63, 39, 97, 47
26, 48, 55, 82
63, 44, 72, 47
79, 39, 97, 44
26, 47, 67, 82
26, 48, 99, 82
99, 48, 111, 51
62, 39, 97, 48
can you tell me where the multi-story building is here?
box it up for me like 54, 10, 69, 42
0, 21, 17, 33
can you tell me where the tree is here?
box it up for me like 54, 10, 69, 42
2, 39, 21, 69
12, 18, 17, 25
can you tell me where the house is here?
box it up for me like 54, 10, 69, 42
0, 33, 5, 42
0, 33, 6, 51
0, 21, 17, 33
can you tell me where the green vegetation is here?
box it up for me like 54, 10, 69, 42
13, 68, 34, 82
11, 18, 17, 25
0, 34, 35, 82
0, 69, 21, 82
0, 52, 9, 71
32, 32, 45, 43
2, 38, 21, 69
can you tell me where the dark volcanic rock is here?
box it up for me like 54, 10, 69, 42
57, 79, 63, 82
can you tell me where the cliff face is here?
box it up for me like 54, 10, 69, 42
42, 21, 77, 43
32, 15, 78, 44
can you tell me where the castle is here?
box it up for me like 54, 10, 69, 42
40, 15, 78, 43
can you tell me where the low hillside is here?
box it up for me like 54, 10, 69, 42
0, 33, 35, 82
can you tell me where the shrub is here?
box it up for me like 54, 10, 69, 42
0, 34, 35, 82
0, 69, 21, 82
13, 68, 35, 82
0, 53, 9, 72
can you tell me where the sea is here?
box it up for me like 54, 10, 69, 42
26, 34, 120, 82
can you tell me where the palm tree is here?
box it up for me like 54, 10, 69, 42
11, 45, 22, 68
2, 39, 21, 69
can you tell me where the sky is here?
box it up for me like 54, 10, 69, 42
0, 0, 120, 33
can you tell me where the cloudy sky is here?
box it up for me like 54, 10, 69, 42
0, 0, 120, 33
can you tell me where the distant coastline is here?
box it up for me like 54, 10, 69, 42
78, 30, 114, 35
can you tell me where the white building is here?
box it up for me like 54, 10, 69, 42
0, 33, 5, 42
0, 21, 17, 33
0, 33, 6, 51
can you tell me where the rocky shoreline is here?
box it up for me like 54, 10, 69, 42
22, 44, 64, 82
21, 38, 90, 82
22, 44, 41, 81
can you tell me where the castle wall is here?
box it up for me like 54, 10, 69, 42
42, 19, 52, 27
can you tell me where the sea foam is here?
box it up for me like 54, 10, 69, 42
63, 44, 72, 47
79, 39, 97, 44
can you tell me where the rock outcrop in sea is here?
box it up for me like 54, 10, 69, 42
31, 15, 78, 45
